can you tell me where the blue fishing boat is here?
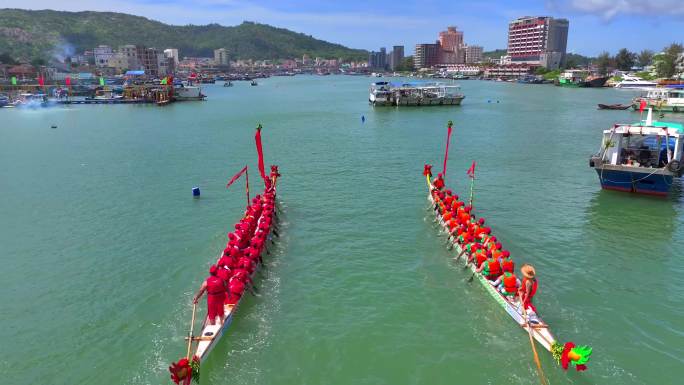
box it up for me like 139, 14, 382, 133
589, 110, 684, 196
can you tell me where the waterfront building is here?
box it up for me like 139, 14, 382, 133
438, 26, 464, 64
414, 43, 441, 69
107, 53, 130, 73
483, 64, 532, 79
214, 48, 230, 66
164, 48, 179, 65
464, 45, 483, 64
119, 45, 140, 69
93, 45, 113, 67
437, 64, 482, 76
135, 46, 160, 76
507, 16, 569, 69
389, 46, 404, 71
302, 54, 311, 65
368, 47, 387, 70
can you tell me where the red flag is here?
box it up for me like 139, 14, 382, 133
442, 121, 454, 178
255, 124, 266, 182
639, 100, 647, 113
38, 76, 44, 87
226, 166, 248, 188
467, 161, 476, 178
65, 76, 71, 86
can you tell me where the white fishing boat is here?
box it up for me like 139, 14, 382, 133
174, 83, 206, 101
632, 88, 684, 112
614, 74, 658, 89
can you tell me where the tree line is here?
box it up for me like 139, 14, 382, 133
595, 43, 683, 78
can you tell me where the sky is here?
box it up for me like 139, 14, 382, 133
2, 0, 683, 56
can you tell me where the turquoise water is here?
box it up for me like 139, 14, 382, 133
1, 76, 683, 385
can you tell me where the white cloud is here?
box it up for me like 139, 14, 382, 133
564, 0, 684, 19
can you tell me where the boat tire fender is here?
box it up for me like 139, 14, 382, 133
667, 160, 682, 174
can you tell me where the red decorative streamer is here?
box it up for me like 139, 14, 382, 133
255, 125, 266, 183
467, 161, 476, 178
226, 166, 248, 188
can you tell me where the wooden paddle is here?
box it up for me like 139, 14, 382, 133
519, 293, 550, 385
186, 303, 197, 359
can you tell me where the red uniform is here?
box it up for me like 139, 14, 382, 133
206, 275, 226, 321
522, 277, 538, 312
226, 278, 246, 305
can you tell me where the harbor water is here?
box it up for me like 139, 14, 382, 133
1, 76, 683, 385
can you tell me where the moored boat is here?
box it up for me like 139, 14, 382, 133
369, 81, 465, 106
632, 88, 684, 112
174, 83, 206, 101
614, 74, 658, 89
598, 103, 630, 110
423, 165, 592, 373
589, 109, 684, 196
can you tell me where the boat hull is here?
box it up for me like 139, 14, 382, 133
594, 168, 673, 196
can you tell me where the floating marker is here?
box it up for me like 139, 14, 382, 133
361, 115, 365, 123
192, 186, 201, 197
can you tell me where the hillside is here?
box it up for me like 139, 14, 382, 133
0, 9, 368, 62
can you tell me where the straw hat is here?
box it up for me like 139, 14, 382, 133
521, 264, 536, 279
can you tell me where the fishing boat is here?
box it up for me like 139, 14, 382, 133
250, 80, 258, 86
555, 70, 609, 88
597, 103, 631, 110
223, 81, 233, 87
174, 83, 205, 101
632, 88, 684, 112
589, 109, 684, 196
422, 162, 592, 373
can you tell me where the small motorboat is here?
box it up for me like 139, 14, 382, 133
223, 81, 233, 87
250, 80, 258, 86
598, 103, 631, 110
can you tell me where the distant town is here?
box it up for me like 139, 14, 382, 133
0, 15, 682, 89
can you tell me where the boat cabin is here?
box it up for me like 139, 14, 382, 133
596, 121, 683, 171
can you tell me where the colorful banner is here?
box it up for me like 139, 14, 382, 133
226, 166, 248, 188
255, 125, 266, 182
65, 76, 71, 86
442, 121, 454, 178
99, 77, 105, 86
11, 76, 17, 85
38, 76, 44, 87
639, 100, 647, 113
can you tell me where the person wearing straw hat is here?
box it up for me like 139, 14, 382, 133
519, 264, 538, 314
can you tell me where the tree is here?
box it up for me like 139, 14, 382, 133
655, 43, 684, 78
637, 49, 654, 67
596, 51, 613, 76
614, 48, 636, 71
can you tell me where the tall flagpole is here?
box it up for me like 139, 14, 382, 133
245, 168, 250, 207
442, 120, 454, 181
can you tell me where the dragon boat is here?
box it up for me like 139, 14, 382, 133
168, 169, 280, 384
423, 164, 591, 372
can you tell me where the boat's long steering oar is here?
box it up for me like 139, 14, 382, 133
186, 303, 197, 359
519, 294, 550, 385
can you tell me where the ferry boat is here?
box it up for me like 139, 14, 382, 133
369, 81, 465, 106
614, 74, 658, 89
589, 109, 684, 196
632, 88, 684, 112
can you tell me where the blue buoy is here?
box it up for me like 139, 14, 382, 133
361, 115, 365, 123
487, 99, 491, 103
192, 186, 201, 197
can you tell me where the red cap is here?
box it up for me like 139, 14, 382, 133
502, 250, 510, 258
495, 242, 502, 250
478, 218, 485, 225
209, 264, 218, 274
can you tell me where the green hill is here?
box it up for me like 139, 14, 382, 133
0, 9, 368, 62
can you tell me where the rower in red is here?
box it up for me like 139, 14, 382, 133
192, 265, 227, 325
432, 173, 445, 190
